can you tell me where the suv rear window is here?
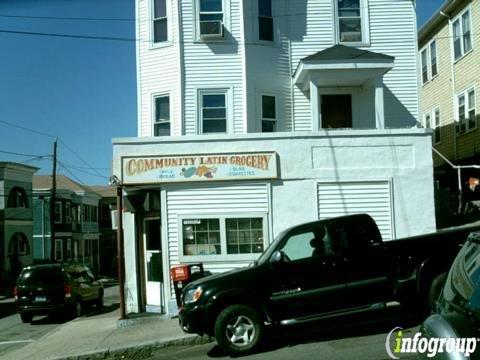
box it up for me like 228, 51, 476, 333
18, 267, 66, 286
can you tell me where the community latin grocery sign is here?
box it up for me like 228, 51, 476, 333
121, 152, 278, 184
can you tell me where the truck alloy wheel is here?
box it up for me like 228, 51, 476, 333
214, 305, 263, 354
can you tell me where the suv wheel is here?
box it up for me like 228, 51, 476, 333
20, 313, 33, 323
96, 291, 104, 309
70, 300, 83, 319
214, 305, 263, 354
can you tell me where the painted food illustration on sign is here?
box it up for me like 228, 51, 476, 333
180, 165, 217, 179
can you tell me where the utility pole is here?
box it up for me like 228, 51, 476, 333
50, 139, 57, 261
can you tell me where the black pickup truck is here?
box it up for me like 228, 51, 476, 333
178, 214, 480, 354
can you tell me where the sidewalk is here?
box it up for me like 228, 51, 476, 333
5, 308, 212, 360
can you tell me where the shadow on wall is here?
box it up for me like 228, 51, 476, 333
206, 28, 239, 54
384, 87, 417, 128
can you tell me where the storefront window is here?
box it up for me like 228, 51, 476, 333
226, 218, 264, 254
181, 215, 267, 259
183, 219, 221, 256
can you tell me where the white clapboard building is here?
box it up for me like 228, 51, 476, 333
112, 0, 435, 315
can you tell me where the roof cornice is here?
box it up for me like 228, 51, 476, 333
418, 0, 465, 44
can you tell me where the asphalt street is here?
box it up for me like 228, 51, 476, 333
145, 327, 422, 360
145, 308, 422, 360
0, 283, 119, 358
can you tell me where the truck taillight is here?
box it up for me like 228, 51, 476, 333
171, 265, 190, 282
13, 286, 18, 300
64, 284, 72, 298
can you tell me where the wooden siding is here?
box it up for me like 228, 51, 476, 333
165, 183, 269, 275
181, 0, 246, 135
420, 0, 480, 166
137, 0, 181, 137
137, 0, 420, 136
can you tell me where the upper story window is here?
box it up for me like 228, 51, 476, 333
55, 201, 62, 224
198, 0, 224, 38
423, 108, 441, 144
153, 0, 168, 43
199, 90, 228, 134
65, 202, 71, 224
258, 0, 273, 41
456, 87, 476, 134
421, 49, 428, 84
420, 39, 438, 84
452, 8, 472, 60
261, 95, 276, 132
430, 40, 437, 77
154, 95, 170, 136
335, 0, 369, 44
7, 187, 28, 208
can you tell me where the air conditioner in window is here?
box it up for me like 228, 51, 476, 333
199, 20, 224, 38
340, 31, 361, 43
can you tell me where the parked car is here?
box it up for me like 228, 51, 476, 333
420, 232, 480, 360
14, 263, 104, 323
178, 214, 480, 354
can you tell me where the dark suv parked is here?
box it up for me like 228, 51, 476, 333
14, 263, 104, 323
421, 232, 480, 360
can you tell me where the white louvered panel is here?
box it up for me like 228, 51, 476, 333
166, 182, 269, 274
317, 182, 393, 241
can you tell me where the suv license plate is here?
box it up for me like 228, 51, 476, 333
35, 296, 47, 302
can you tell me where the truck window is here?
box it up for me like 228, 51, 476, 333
281, 231, 315, 261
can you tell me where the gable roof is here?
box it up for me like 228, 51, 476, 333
33, 175, 94, 194
90, 185, 117, 198
301, 44, 394, 63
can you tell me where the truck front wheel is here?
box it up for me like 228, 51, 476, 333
428, 272, 447, 310
214, 304, 263, 354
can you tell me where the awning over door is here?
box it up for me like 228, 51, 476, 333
293, 44, 394, 90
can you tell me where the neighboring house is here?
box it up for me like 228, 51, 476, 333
0, 162, 38, 289
33, 175, 101, 274
112, 0, 436, 315
90, 185, 118, 278
418, 0, 480, 224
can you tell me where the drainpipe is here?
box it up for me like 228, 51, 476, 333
41, 196, 45, 259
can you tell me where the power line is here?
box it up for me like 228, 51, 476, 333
0, 14, 135, 21
0, 29, 136, 42
0, 119, 57, 138
59, 162, 110, 171
0, 149, 51, 158
58, 140, 105, 178
1, 27, 478, 45
57, 161, 86, 185
58, 160, 110, 180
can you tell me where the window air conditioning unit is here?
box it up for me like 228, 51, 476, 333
340, 31, 361, 43
199, 20, 224, 38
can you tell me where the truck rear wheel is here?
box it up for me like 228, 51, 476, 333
214, 304, 263, 354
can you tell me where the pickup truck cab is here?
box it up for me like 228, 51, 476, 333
179, 214, 478, 354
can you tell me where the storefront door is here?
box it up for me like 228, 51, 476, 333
143, 218, 163, 313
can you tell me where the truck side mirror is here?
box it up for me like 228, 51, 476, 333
270, 251, 287, 266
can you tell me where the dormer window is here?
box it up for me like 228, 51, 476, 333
198, 0, 224, 38
335, 0, 369, 44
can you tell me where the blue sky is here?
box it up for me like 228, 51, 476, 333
0, 0, 444, 185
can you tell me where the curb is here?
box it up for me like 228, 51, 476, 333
54, 334, 213, 360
